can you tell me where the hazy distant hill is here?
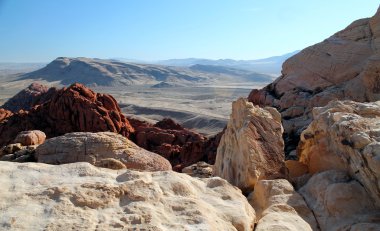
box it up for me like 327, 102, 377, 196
18, 57, 274, 87
20, 57, 210, 86
156, 50, 299, 75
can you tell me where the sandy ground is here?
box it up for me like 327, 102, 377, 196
95, 83, 265, 136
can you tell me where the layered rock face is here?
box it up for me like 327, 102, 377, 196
130, 117, 220, 171
298, 100, 380, 206
36, 132, 171, 171
1, 82, 57, 112
299, 170, 380, 231
248, 8, 380, 152
249, 179, 318, 231
0, 83, 134, 146
214, 98, 286, 193
0, 161, 255, 230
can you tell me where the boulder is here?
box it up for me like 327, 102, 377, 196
14, 130, 46, 146
298, 100, 380, 206
249, 179, 318, 231
299, 170, 380, 231
0, 83, 134, 146
248, 8, 380, 153
182, 161, 213, 178
36, 132, 171, 172
0, 161, 256, 230
214, 98, 286, 193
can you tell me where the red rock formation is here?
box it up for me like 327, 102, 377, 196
129, 117, 221, 171
1, 82, 57, 112
0, 83, 134, 146
0, 108, 13, 122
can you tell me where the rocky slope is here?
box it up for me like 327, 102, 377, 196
214, 98, 286, 193
0, 161, 255, 230
0, 83, 134, 146
248, 8, 380, 153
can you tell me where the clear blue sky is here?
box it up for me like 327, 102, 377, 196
0, 0, 378, 62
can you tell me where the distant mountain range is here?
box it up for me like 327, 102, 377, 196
154, 50, 299, 75
17, 57, 274, 87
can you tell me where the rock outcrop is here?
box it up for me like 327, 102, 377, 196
130, 117, 220, 171
0, 108, 12, 122
14, 130, 46, 146
1, 82, 57, 112
249, 179, 318, 231
0, 142, 38, 162
299, 170, 380, 231
248, 8, 380, 153
214, 98, 286, 193
298, 100, 380, 206
0, 83, 134, 146
0, 161, 255, 230
36, 132, 171, 172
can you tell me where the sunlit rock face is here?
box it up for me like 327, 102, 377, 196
298, 100, 380, 207
248, 8, 380, 153
0, 161, 255, 230
214, 98, 286, 193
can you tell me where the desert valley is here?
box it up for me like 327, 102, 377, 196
0, 2, 380, 231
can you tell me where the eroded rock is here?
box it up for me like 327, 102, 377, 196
214, 98, 286, 193
0, 161, 255, 230
298, 100, 380, 206
36, 132, 171, 172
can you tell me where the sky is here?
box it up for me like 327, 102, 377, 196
0, 0, 378, 62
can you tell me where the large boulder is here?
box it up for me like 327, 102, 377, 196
1, 82, 57, 112
298, 100, 380, 207
299, 170, 380, 231
130, 117, 221, 171
36, 132, 171, 172
0, 161, 255, 230
249, 179, 318, 231
214, 98, 286, 193
14, 130, 46, 146
248, 8, 380, 153
0, 83, 134, 146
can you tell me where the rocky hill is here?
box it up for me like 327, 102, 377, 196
18, 57, 273, 87
249, 7, 380, 153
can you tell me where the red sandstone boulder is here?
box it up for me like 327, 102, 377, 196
0, 83, 134, 146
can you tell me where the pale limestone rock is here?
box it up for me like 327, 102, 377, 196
249, 179, 318, 231
36, 132, 172, 171
299, 170, 380, 231
298, 100, 380, 206
14, 130, 46, 146
0, 162, 255, 230
214, 98, 285, 193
